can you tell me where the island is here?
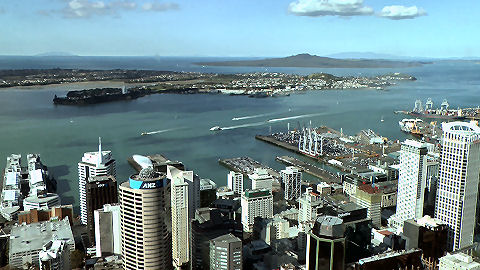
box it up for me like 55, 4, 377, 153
195, 53, 430, 68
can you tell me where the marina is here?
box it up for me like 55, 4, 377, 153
218, 157, 280, 179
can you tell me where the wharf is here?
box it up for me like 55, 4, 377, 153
276, 156, 341, 183
219, 157, 280, 179
255, 135, 300, 153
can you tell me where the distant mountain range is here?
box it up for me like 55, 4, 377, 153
196, 53, 431, 68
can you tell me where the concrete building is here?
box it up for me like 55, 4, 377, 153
85, 175, 118, 245
23, 192, 61, 211
298, 187, 323, 232
169, 167, 190, 268
351, 184, 382, 227
281, 166, 302, 201
191, 207, 243, 270
78, 138, 116, 225
18, 205, 73, 225
209, 233, 243, 270
388, 139, 428, 230
306, 216, 345, 270
119, 167, 172, 270
9, 217, 75, 269
248, 168, 273, 191
241, 189, 273, 232
227, 171, 243, 195
435, 121, 480, 251
260, 216, 291, 245
38, 240, 71, 270
439, 253, 480, 270
94, 204, 121, 257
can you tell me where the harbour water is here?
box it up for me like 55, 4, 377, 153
1, 56, 479, 211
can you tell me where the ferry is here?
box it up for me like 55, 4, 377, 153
210, 126, 222, 131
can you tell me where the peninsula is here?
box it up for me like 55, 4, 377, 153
196, 53, 430, 68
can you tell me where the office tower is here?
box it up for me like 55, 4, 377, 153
435, 122, 480, 251
281, 166, 302, 201
227, 171, 243, 195
119, 167, 172, 270
170, 169, 190, 268
439, 253, 480, 270
298, 187, 323, 232
78, 138, 116, 225
191, 207, 243, 270
209, 233, 242, 270
9, 218, 75, 269
38, 240, 71, 270
241, 189, 273, 232
85, 175, 118, 245
306, 216, 345, 270
352, 184, 382, 227
403, 216, 448, 269
388, 139, 428, 229
248, 168, 273, 191
94, 204, 121, 257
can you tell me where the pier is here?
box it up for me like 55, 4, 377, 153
276, 156, 341, 183
218, 157, 280, 178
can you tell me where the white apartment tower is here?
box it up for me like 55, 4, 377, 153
298, 187, 323, 232
78, 138, 116, 225
281, 166, 302, 201
435, 121, 480, 251
119, 167, 172, 270
388, 139, 428, 229
227, 171, 243, 195
241, 189, 273, 232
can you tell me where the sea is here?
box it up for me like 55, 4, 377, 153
0, 56, 479, 212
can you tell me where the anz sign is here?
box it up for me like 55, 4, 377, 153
129, 178, 168, 189
141, 181, 160, 189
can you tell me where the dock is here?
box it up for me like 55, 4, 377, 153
219, 157, 280, 179
255, 135, 300, 153
276, 156, 341, 183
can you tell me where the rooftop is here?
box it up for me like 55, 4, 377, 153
10, 217, 74, 254
243, 189, 271, 199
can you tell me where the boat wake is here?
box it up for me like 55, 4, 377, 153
267, 113, 325, 123
221, 121, 266, 130
232, 112, 276, 121
141, 127, 182, 136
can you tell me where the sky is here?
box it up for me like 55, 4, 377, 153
0, 0, 479, 58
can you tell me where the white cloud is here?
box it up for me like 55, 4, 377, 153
142, 2, 179, 12
62, 0, 137, 18
378, 5, 426, 20
288, 0, 374, 17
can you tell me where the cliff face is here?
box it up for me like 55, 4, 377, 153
53, 87, 152, 105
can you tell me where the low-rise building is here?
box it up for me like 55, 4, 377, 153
439, 253, 480, 270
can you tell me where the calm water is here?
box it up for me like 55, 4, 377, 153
1, 57, 479, 212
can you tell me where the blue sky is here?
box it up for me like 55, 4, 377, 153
0, 0, 478, 58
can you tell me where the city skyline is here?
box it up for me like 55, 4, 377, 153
1, 0, 479, 58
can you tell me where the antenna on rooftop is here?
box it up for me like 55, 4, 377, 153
97, 137, 102, 166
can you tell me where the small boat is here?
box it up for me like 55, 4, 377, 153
380, 116, 384, 122
210, 126, 222, 131
141, 132, 148, 136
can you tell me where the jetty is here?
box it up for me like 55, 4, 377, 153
276, 156, 341, 183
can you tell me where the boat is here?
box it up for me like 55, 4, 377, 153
210, 126, 222, 131
141, 132, 148, 136
380, 116, 384, 122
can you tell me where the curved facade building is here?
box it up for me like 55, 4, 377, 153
23, 193, 61, 211
119, 167, 172, 270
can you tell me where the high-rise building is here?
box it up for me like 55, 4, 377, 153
281, 166, 302, 201
306, 216, 345, 270
119, 167, 172, 270
248, 168, 273, 191
388, 139, 428, 229
209, 233, 243, 270
191, 207, 243, 270
435, 121, 480, 251
94, 204, 121, 257
298, 187, 323, 232
86, 175, 118, 245
38, 240, 71, 270
78, 138, 116, 225
241, 189, 273, 232
169, 166, 191, 269
352, 184, 382, 227
227, 171, 243, 195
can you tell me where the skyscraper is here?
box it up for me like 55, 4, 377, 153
86, 175, 118, 245
435, 121, 480, 251
78, 138, 116, 225
281, 166, 302, 201
241, 189, 273, 232
119, 167, 172, 270
388, 139, 428, 229
306, 216, 345, 270
227, 171, 243, 195
209, 233, 242, 270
